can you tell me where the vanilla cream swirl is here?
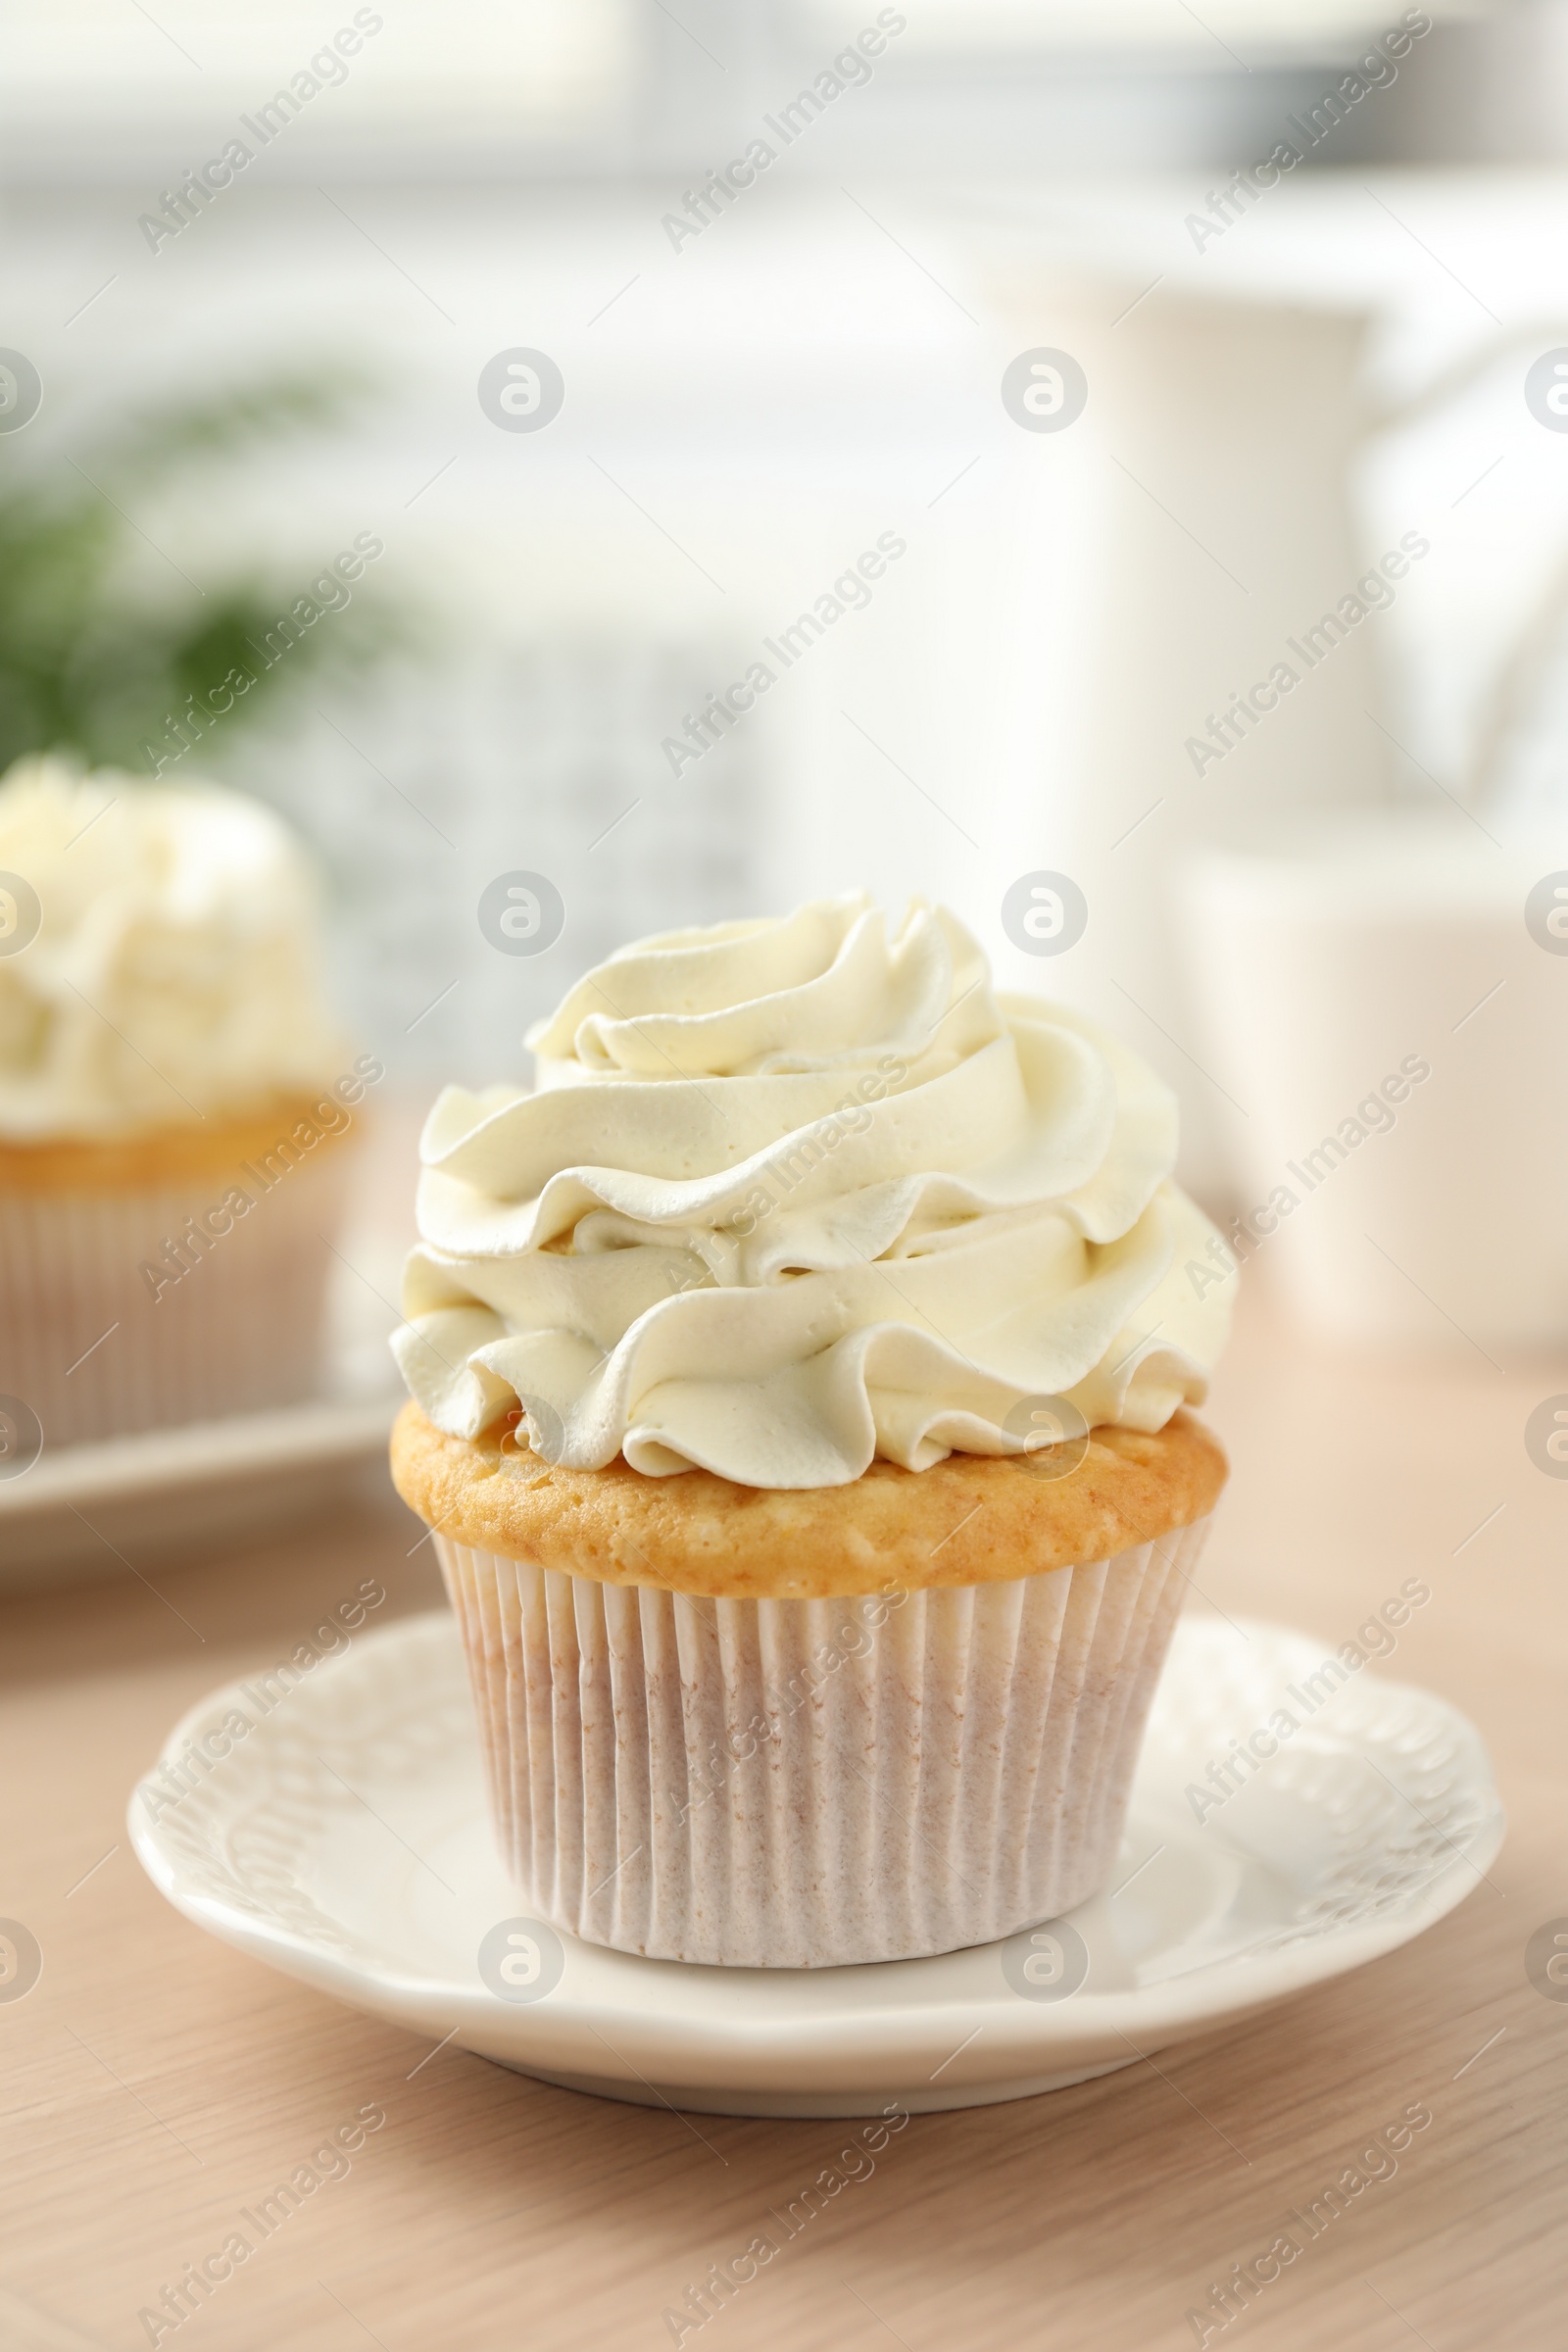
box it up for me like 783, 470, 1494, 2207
0, 757, 345, 1139
394, 894, 1232, 1487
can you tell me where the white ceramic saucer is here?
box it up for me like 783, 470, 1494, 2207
128, 1611, 1503, 2118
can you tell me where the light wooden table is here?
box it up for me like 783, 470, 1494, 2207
2, 1279, 1563, 2352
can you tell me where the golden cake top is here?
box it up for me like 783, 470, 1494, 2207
391, 1398, 1227, 1599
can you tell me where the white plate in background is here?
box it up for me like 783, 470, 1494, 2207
0, 1382, 403, 1591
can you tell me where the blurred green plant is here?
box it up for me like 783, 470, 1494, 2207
0, 373, 406, 777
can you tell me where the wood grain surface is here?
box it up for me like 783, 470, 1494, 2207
2, 1275, 1564, 2352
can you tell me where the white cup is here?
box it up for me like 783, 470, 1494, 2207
1177, 817, 1568, 1352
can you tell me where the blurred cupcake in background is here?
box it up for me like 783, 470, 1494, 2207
0, 756, 378, 1450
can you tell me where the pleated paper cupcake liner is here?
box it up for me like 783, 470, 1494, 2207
436, 1515, 1209, 1968
0, 1149, 352, 1448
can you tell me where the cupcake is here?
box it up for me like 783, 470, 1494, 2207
390, 895, 1232, 1967
0, 757, 373, 1449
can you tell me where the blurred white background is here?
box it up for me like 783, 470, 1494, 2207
6, 0, 1568, 1329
